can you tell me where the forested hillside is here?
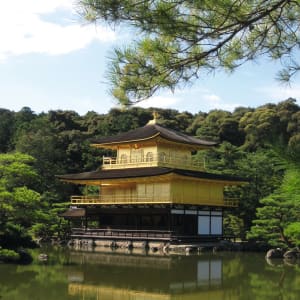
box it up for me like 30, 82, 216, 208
1, 98, 300, 260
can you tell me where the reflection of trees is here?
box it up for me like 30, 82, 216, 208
0, 248, 73, 300
222, 255, 244, 280
248, 264, 300, 300
221, 253, 300, 300
0, 249, 300, 300
0, 264, 70, 300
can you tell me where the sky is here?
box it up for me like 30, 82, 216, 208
0, 0, 300, 116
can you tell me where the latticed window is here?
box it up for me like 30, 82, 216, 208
131, 149, 143, 162
159, 152, 167, 162
146, 152, 153, 162
120, 154, 127, 163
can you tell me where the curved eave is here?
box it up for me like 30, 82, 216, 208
56, 167, 247, 186
90, 132, 161, 149
91, 134, 216, 150
173, 169, 248, 185
171, 175, 247, 185
56, 167, 173, 185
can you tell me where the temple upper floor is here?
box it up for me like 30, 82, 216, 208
101, 144, 205, 170
91, 121, 216, 171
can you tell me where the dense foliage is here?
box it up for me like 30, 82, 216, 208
248, 166, 300, 247
79, 0, 300, 104
0, 98, 299, 252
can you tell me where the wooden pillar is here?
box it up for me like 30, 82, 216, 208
183, 210, 186, 234
168, 209, 172, 232
221, 208, 224, 238
84, 208, 88, 231
135, 213, 138, 230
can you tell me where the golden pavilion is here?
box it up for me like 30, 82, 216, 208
58, 115, 245, 244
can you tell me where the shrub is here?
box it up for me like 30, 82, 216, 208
0, 248, 20, 263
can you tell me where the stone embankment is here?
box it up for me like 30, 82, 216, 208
68, 238, 254, 254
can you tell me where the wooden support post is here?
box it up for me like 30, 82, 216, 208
168, 209, 172, 232
84, 208, 87, 231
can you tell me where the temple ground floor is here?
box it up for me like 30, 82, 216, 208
62, 204, 228, 246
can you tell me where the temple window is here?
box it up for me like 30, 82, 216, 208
131, 149, 143, 162
146, 152, 154, 162
120, 154, 127, 164
159, 152, 167, 162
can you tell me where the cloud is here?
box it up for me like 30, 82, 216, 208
1, 82, 113, 115
257, 84, 300, 102
201, 93, 240, 111
134, 86, 242, 113
175, 86, 242, 112
135, 95, 181, 109
0, 0, 116, 61
202, 94, 222, 105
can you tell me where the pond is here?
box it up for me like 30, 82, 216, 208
0, 247, 299, 300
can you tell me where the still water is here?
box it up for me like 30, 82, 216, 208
0, 247, 299, 300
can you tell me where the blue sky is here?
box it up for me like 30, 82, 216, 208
1, 0, 299, 116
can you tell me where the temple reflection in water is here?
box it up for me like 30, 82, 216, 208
0, 247, 298, 300
66, 249, 241, 300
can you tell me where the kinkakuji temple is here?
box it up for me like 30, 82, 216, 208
58, 114, 246, 246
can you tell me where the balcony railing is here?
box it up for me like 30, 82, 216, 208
71, 228, 173, 240
71, 195, 171, 205
102, 154, 205, 171
224, 198, 239, 207
71, 195, 238, 207
70, 228, 226, 242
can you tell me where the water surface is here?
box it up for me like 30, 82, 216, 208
0, 247, 299, 300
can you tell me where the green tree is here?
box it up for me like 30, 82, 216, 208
239, 100, 300, 151
223, 213, 245, 238
196, 110, 231, 141
79, 0, 300, 104
0, 152, 70, 260
285, 222, 300, 246
239, 104, 280, 150
235, 150, 285, 233
0, 109, 15, 153
248, 166, 300, 247
0, 152, 38, 190
247, 193, 294, 247
203, 146, 284, 237
0, 153, 41, 257
186, 112, 207, 135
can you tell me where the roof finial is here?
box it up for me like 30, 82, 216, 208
147, 110, 159, 125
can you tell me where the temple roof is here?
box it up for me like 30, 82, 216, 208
57, 167, 246, 183
91, 124, 217, 147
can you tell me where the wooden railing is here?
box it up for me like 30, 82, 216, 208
224, 198, 239, 207
71, 228, 173, 240
70, 228, 226, 241
71, 195, 171, 205
71, 195, 239, 207
102, 154, 205, 171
